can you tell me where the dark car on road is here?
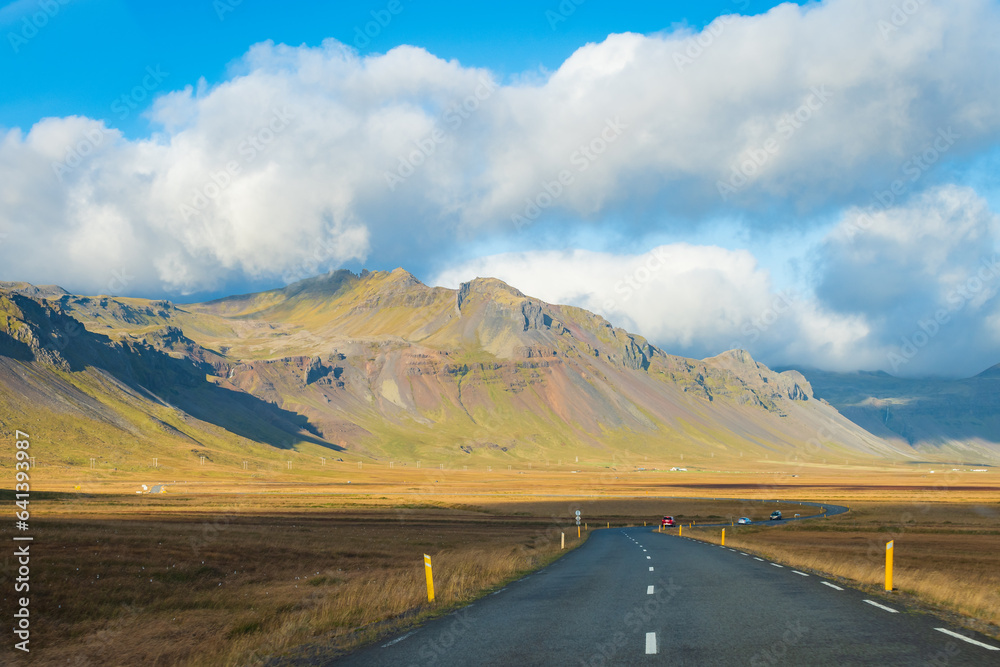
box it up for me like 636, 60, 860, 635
769, 510, 782, 520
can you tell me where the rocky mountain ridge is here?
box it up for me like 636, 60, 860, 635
0, 270, 929, 468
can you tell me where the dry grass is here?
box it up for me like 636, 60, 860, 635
678, 501, 1000, 636
6, 500, 589, 666
23, 456, 1000, 505
5, 467, 998, 664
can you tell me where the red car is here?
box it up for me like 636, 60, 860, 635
661, 516, 675, 527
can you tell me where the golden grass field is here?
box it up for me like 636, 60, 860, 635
17, 504, 589, 665
678, 500, 1000, 638
2, 463, 998, 665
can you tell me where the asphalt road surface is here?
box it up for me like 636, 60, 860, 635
680, 498, 851, 527
332, 526, 1000, 666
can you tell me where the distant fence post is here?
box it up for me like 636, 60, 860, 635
885, 541, 894, 591
424, 554, 435, 602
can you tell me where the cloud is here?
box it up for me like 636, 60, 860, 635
431, 245, 873, 372
816, 185, 1000, 377
434, 188, 1000, 378
0, 0, 998, 378
0, 0, 41, 27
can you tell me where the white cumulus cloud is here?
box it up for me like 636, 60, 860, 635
0, 0, 999, 379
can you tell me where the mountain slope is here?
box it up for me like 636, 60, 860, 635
0, 291, 344, 473
0, 270, 924, 469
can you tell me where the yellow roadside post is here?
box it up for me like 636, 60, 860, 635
721, 528, 725, 546
577, 525, 581, 538
679, 525, 682, 537
423, 554, 435, 603
607, 522, 609, 529
885, 540, 894, 591
561, 532, 565, 549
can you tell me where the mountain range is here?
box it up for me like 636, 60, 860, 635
789, 366, 1000, 464
0, 269, 995, 473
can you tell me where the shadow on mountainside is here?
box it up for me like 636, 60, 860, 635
0, 293, 342, 452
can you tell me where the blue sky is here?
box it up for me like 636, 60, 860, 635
0, 0, 802, 136
2, 0, 1000, 378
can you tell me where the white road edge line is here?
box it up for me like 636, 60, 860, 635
382, 631, 416, 648
792, 571, 809, 577
771, 563, 784, 568
646, 632, 657, 654
821, 581, 843, 591
754, 557, 764, 561
740, 552, 749, 556
863, 599, 899, 613
934, 628, 1000, 651
647, 585, 654, 595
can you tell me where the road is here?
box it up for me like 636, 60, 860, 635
331, 526, 1000, 666
676, 498, 851, 527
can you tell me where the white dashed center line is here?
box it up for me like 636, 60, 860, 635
770, 563, 783, 568
647, 585, 654, 595
821, 581, 843, 591
646, 556, 651, 559
934, 628, 1000, 650
740, 552, 749, 556
863, 599, 898, 613
649, 567, 654, 571
753, 557, 764, 561
792, 571, 809, 577
645, 632, 657, 654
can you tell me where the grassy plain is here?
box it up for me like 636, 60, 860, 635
678, 500, 1000, 639
1, 464, 997, 665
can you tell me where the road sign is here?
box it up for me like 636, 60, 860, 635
575, 510, 581, 516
